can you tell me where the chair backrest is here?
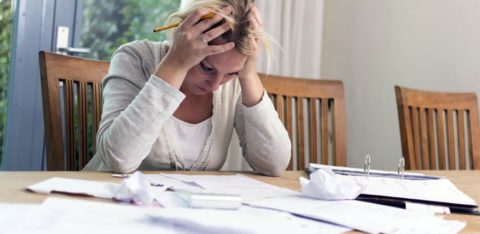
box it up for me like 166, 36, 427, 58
395, 85, 480, 170
39, 51, 109, 170
259, 74, 346, 170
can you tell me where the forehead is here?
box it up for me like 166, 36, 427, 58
205, 49, 247, 73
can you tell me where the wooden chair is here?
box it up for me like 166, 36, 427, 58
259, 74, 346, 170
39, 51, 109, 170
395, 85, 480, 170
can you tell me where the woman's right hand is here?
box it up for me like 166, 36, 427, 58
165, 7, 235, 72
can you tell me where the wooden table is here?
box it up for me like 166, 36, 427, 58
1, 170, 479, 233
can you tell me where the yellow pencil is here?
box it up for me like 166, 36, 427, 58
153, 12, 217, 33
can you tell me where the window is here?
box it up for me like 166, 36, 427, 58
79, 0, 181, 60
0, 0, 13, 164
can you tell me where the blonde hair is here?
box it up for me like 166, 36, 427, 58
167, 0, 270, 57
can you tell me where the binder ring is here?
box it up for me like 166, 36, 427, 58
398, 157, 405, 180
364, 154, 371, 178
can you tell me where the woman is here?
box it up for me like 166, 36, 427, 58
84, 0, 291, 176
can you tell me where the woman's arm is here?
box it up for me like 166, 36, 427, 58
234, 92, 291, 176
95, 43, 185, 173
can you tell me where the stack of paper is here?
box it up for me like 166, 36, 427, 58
24, 173, 470, 233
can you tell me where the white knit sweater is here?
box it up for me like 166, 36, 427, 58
83, 40, 291, 176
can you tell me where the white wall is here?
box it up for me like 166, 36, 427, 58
321, 0, 480, 170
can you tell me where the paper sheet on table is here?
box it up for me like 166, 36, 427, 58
300, 168, 366, 200
27, 177, 118, 199
0, 203, 40, 234
146, 174, 298, 201
359, 176, 477, 206
6, 198, 178, 234
26, 173, 167, 204
147, 205, 351, 234
246, 196, 466, 234
8, 197, 350, 234
405, 202, 451, 215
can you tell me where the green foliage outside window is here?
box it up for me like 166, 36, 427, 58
80, 0, 181, 61
0, 0, 12, 165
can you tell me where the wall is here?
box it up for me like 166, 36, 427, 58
321, 0, 480, 170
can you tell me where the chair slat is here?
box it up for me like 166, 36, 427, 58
466, 108, 480, 169
309, 99, 318, 164
436, 109, 446, 169
332, 99, 346, 166
411, 107, 422, 169
427, 109, 437, 169
297, 98, 305, 170
419, 108, 429, 169
399, 104, 416, 169
285, 96, 293, 170
321, 99, 328, 165
457, 110, 466, 169
276, 95, 284, 124
92, 83, 102, 152
446, 109, 456, 169
64, 80, 75, 170
78, 81, 88, 170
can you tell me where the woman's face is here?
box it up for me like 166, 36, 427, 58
182, 48, 247, 95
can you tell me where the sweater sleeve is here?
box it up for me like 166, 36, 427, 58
95, 43, 185, 173
234, 91, 292, 176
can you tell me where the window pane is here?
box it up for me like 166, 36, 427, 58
0, 0, 13, 164
79, 0, 181, 60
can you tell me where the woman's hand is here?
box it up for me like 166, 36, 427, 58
154, 7, 235, 89
238, 4, 263, 79
164, 7, 235, 72
238, 4, 265, 107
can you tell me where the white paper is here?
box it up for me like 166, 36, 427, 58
405, 202, 451, 215
7, 198, 181, 234
147, 174, 298, 201
300, 168, 366, 200
0, 203, 40, 234
27, 177, 118, 199
360, 176, 477, 206
246, 195, 466, 234
146, 205, 351, 234
8, 198, 350, 234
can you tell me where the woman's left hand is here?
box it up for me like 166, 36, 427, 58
238, 4, 265, 107
238, 4, 263, 79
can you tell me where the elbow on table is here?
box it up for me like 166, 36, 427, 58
253, 146, 291, 177
107, 160, 138, 174
262, 165, 288, 177
98, 143, 140, 174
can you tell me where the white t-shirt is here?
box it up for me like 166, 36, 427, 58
170, 116, 212, 168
